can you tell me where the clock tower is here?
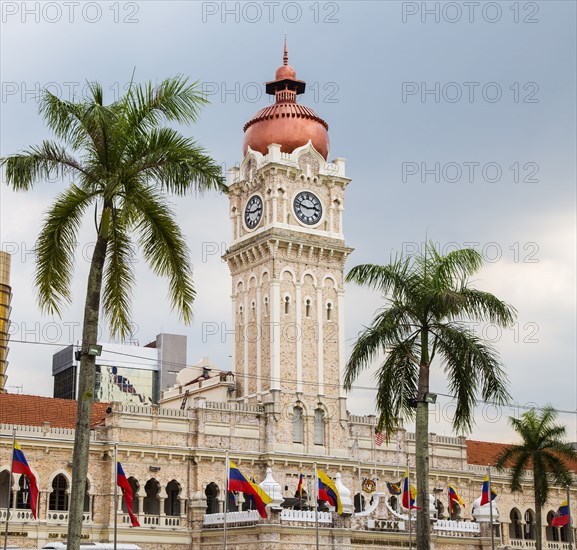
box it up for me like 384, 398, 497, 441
223, 43, 352, 455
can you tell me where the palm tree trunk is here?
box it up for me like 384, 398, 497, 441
66, 232, 108, 550
416, 329, 431, 550
534, 473, 543, 550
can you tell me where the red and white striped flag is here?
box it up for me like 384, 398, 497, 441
374, 430, 385, 446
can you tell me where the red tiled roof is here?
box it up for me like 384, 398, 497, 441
0, 393, 109, 429
467, 439, 577, 473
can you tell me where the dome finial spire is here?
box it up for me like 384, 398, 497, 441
283, 35, 288, 66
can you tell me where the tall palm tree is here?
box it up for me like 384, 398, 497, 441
1, 77, 226, 550
495, 406, 576, 550
344, 243, 516, 550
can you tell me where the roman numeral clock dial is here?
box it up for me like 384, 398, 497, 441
244, 194, 263, 229
294, 191, 323, 225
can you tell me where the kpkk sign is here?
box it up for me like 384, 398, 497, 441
367, 519, 405, 531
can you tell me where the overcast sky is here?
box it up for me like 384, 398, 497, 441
1, 1, 575, 443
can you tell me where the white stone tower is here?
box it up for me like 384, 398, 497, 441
223, 42, 352, 456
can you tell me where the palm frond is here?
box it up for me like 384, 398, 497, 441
374, 338, 419, 436
127, 127, 226, 195
131, 185, 195, 323
433, 323, 510, 433
35, 184, 94, 315
102, 213, 136, 338
1, 141, 92, 190
457, 288, 517, 326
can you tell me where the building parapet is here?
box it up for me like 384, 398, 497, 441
280, 509, 332, 523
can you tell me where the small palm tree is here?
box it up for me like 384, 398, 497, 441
495, 406, 576, 550
344, 243, 516, 550
1, 77, 226, 550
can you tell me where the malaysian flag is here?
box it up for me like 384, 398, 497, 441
374, 429, 385, 446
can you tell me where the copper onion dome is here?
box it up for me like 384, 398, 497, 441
243, 39, 330, 160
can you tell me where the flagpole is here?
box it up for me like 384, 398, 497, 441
357, 460, 361, 512
407, 458, 412, 550
223, 451, 228, 550
487, 465, 495, 550
314, 463, 319, 550
113, 443, 118, 550
567, 485, 574, 550
447, 485, 450, 520
3, 430, 16, 550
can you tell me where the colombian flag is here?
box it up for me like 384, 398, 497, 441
12, 441, 39, 519
297, 472, 304, 498
317, 469, 342, 514
402, 470, 419, 510
228, 461, 272, 518
117, 461, 140, 527
480, 473, 497, 506
551, 501, 571, 527
448, 484, 465, 513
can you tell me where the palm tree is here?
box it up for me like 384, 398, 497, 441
344, 243, 516, 550
1, 77, 226, 550
495, 406, 576, 550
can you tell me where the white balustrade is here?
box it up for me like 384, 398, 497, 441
433, 519, 481, 537
280, 509, 332, 524
46, 511, 91, 523
203, 510, 260, 526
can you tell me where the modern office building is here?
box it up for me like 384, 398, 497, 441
52, 333, 186, 404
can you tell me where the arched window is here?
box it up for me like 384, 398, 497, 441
250, 301, 256, 321
165, 480, 181, 516
524, 509, 536, 540
238, 305, 244, 323
83, 479, 91, 515
0, 470, 11, 509
143, 479, 160, 515
49, 474, 69, 511
450, 502, 461, 520
263, 296, 269, 317
327, 302, 333, 321
354, 493, 366, 513
305, 298, 311, 318
205, 482, 220, 514
509, 508, 523, 540
314, 408, 325, 446
388, 495, 398, 513
292, 407, 303, 444
122, 477, 139, 515
284, 296, 290, 315
546, 511, 560, 541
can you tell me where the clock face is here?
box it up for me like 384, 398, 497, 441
244, 195, 263, 229
294, 191, 323, 225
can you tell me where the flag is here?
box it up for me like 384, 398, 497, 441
448, 484, 465, 513
401, 470, 419, 510
12, 441, 39, 519
480, 473, 497, 506
117, 461, 140, 527
317, 468, 343, 514
551, 500, 571, 527
374, 429, 385, 447
228, 461, 272, 518
297, 471, 304, 499
386, 481, 402, 496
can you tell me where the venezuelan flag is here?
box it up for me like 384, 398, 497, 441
448, 484, 465, 513
551, 501, 571, 527
480, 473, 497, 506
12, 441, 39, 519
317, 469, 342, 514
401, 470, 419, 510
117, 461, 140, 527
228, 461, 272, 518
